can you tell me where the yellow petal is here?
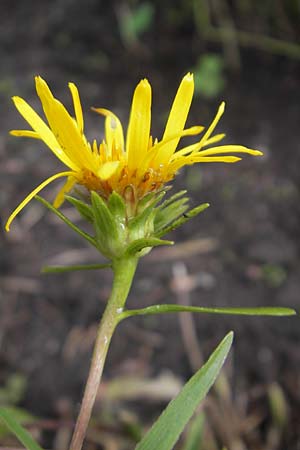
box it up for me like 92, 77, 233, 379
69, 82, 84, 134
148, 125, 204, 169
203, 133, 226, 146
5, 171, 74, 231
126, 79, 152, 171
35, 77, 96, 172
189, 155, 242, 163
198, 145, 263, 157
92, 107, 125, 157
160, 73, 194, 163
197, 102, 225, 148
11, 96, 78, 170
53, 175, 77, 208
97, 161, 120, 180
170, 155, 242, 172
10, 130, 40, 139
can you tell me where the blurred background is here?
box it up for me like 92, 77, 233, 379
0, 0, 299, 449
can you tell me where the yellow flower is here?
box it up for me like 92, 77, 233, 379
5, 73, 262, 231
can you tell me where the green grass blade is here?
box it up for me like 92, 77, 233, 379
0, 408, 44, 450
120, 304, 296, 320
135, 332, 233, 450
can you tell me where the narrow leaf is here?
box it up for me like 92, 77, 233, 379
120, 304, 296, 320
183, 413, 205, 450
0, 407, 35, 440
135, 332, 233, 450
0, 408, 44, 450
35, 196, 97, 248
42, 263, 111, 273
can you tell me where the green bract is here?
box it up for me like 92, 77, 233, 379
38, 190, 209, 261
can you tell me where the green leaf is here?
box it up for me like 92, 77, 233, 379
120, 304, 296, 320
42, 263, 111, 274
0, 407, 35, 440
125, 237, 173, 256
65, 195, 94, 223
0, 408, 44, 450
35, 196, 97, 248
182, 413, 205, 450
135, 332, 233, 450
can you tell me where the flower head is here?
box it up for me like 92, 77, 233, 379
6, 73, 262, 231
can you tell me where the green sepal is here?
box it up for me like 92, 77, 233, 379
156, 189, 187, 210
154, 197, 190, 232
91, 191, 119, 240
65, 195, 94, 223
35, 196, 97, 248
156, 203, 210, 238
91, 191, 125, 257
124, 237, 174, 257
129, 191, 165, 238
107, 191, 126, 223
136, 190, 166, 214
119, 304, 296, 321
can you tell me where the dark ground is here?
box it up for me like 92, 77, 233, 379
0, 2, 299, 449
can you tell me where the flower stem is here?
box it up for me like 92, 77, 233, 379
69, 256, 138, 450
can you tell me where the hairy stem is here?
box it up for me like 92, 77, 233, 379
69, 256, 138, 450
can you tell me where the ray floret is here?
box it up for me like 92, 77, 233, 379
5, 74, 262, 231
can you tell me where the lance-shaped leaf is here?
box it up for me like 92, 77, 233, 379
120, 304, 296, 321
0, 408, 44, 450
135, 332, 233, 450
35, 196, 97, 248
182, 412, 205, 450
